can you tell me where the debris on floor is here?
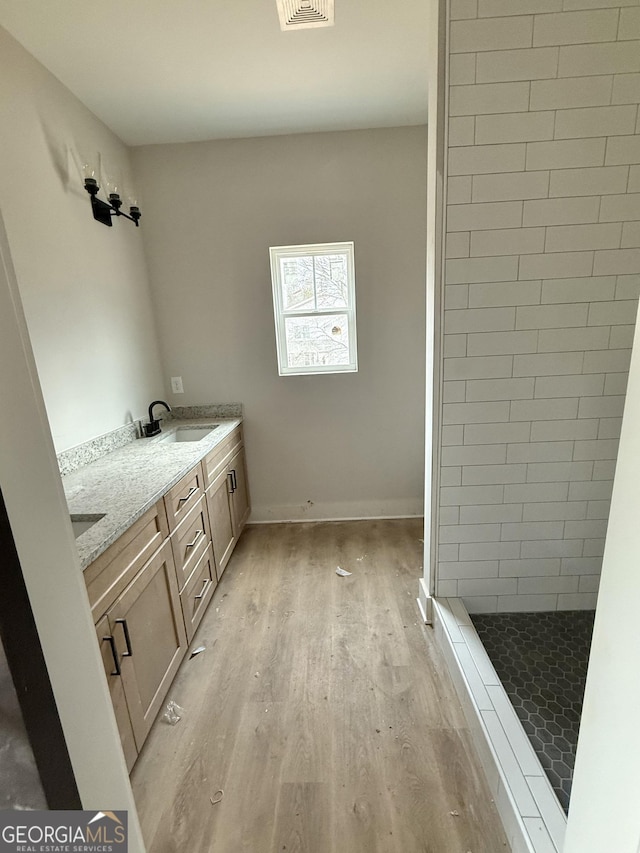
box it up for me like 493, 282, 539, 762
449, 810, 460, 817
335, 567, 352, 577
162, 700, 185, 725
189, 646, 206, 659
210, 790, 224, 805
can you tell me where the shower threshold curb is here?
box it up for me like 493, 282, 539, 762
433, 597, 567, 853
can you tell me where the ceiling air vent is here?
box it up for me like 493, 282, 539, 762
276, 0, 335, 30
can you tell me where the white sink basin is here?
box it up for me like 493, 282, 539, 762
70, 514, 105, 538
158, 426, 218, 444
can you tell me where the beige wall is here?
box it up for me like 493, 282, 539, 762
133, 128, 428, 521
0, 26, 164, 452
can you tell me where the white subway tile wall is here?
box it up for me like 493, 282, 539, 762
439, 0, 640, 612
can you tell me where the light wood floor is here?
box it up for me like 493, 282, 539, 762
131, 520, 509, 853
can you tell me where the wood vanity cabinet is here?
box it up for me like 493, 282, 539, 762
84, 427, 250, 770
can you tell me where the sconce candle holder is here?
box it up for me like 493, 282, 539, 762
84, 178, 141, 227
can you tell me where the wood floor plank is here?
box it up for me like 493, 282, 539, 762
131, 520, 509, 852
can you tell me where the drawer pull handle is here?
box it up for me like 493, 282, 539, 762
230, 469, 238, 491
186, 529, 204, 549
178, 486, 198, 505
227, 472, 235, 494
115, 618, 133, 657
104, 635, 121, 676
195, 578, 212, 601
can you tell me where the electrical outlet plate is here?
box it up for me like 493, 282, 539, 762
171, 376, 184, 394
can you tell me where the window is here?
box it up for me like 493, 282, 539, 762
269, 241, 358, 376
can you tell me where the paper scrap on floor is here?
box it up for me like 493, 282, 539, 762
162, 700, 184, 725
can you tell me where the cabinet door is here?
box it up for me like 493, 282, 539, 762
206, 467, 235, 579
107, 540, 187, 750
95, 616, 138, 772
229, 447, 250, 536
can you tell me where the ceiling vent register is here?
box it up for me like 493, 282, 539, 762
276, 0, 335, 30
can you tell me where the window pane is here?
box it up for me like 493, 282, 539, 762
314, 254, 348, 309
285, 314, 350, 368
270, 241, 356, 375
280, 256, 314, 310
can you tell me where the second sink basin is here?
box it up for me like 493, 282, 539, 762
159, 426, 218, 444
70, 514, 106, 539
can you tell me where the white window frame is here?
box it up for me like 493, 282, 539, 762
269, 241, 358, 376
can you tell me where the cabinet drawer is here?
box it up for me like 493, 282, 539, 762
202, 425, 243, 488
85, 500, 168, 620
164, 463, 206, 531
170, 495, 211, 591
180, 545, 217, 643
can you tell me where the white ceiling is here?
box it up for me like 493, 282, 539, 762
0, 0, 429, 146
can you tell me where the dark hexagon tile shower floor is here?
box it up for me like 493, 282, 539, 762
470, 610, 595, 814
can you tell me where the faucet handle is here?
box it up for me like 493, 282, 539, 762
143, 419, 161, 438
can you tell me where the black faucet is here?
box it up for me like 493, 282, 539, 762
143, 400, 172, 437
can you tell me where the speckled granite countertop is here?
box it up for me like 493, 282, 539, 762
64, 419, 242, 570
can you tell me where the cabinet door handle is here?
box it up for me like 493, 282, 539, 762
231, 469, 238, 491
178, 486, 198, 505
103, 636, 121, 676
185, 529, 204, 549
115, 618, 133, 657
194, 578, 212, 601
227, 472, 235, 494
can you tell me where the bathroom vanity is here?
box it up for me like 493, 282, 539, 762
64, 418, 249, 770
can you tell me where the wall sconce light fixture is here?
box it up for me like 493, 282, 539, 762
82, 164, 141, 227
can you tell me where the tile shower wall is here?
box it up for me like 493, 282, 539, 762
437, 0, 640, 613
